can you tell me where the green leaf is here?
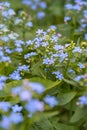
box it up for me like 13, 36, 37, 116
53, 123, 79, 130
70, 107, 87, 123
30, 118, 54, 130
63, 78, 77, 87
4, 80, 22, 93
57, 91, 77, 105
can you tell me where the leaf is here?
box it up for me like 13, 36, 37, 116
70, 107, 87, 123
30, 118, 54, 130
63, 78, 77, 87
57, 91, 77, 105
4, 80, 22, 93
53, 123, 79, 130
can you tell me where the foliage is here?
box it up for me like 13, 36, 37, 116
0, 0, 87, 130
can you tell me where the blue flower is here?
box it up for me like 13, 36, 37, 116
64, 16, 71, 22
84, 34, 87, 40
72, 47, 82, 53
39, 2, 47, 9
79, 96, 87, 105
0, 102, 11, 112
26, 21, 33, 27
52, 71, 63, 80
78, 63, 85, 69
9, 71, 21, 80
9, 112, 23, 124
44, 95, 58, 107
0, 116, 11, 129
29, 82, 45, 94
65, 3, 73, 10
25, 99, 44, 113
74, 75, 84, 81
19, 90, 32, 101
24, 52, 37, 59
0, 76, 8, 90
12, 105, 23, 112
11, 86, 22, 95
37, 11, 45, 19
2, 8, 15, 19
17, 65, 29, 71
43, 57, 54, 65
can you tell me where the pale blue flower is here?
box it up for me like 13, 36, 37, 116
78, 63, 85, 69
26, 21, 33, 27
52, 71, 63, 80
74, 75, 84, 81
25, 99, 44, 113
37, 11, 45, 19
12, 105, 23, 112
44, 95, 58, 107
0, 102, 11, 112
9, 112, 23, 124
9, 71, 21, 80
79, 96, 87, 105
0, 116, 11, 129
17, 65, 29, 71
29, 82, 45, 94
19, 90, 32, 101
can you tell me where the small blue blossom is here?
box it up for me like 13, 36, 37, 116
74, 75, 84, 81
0, 76, 7, 90
29, 82, 45, 94
11, 86, 22, 95
15, 40, 24, 47
5, 46, 13, 54
9, 112, 23, 124
78, 63, 85, 69
26, 40, 33, 46
25, 99, 44, 113
83, 10, 87, 19
12, 105, 23, 113
24, 52, 37, 59
49, 25, 57, 30
36, 29, 44, 35
79, 96, 87, 105
0, 116, 11, 129
84, 34, 87, 40
15, 47, 23, 52
39, 2, 47, 9
43, 57, 54, 65
54, 44, 63, 51
68, 69, 75, 73
26, 21, 33, 27
0, 56, 11, 62
64, 16, 71, 22
65, 3, 73, 10
0, 102, 11, 112
59, 52, 68, 62
9, 71, 21, 80
2, 8, 15, 19
44, 95, 58, 107
17, 65, 29, 71
37, 11, 45, 19
72, 47, 82, 53
19, 90, 32, 101
52, 71, 63, 80
0, 36, 9, 42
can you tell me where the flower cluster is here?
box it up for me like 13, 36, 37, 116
0, 79, 58, 129
1, 1, 87, 129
